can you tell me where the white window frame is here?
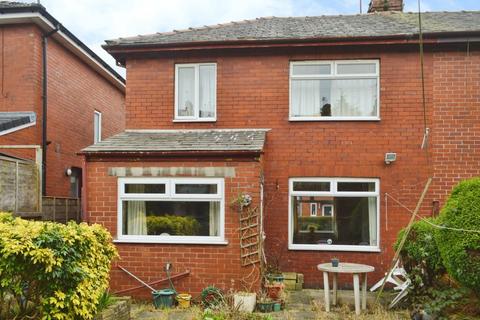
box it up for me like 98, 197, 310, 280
310, 203, 317, 217
289, 60, 380, 121
116, 177, 226, 245
94, 110, 102, 143
288, 177, 380, 252
174, 63, 217, 122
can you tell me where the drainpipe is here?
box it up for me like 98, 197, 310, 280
41, 25, 59, 196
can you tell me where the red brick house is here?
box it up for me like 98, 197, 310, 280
0, 2, 125, 207
82, 0, 480, 296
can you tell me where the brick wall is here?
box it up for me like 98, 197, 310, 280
0, 24, 125, 197
108, 42, 478, 289
86, 159, 262, 297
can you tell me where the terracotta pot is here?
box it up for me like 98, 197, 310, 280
265, 283, 284, 299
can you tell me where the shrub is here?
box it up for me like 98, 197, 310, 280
0, 212, 117, 319
146, 215, 200, 235
435, 177, 480, 295
394, 219, 445, 287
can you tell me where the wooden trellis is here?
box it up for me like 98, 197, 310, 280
240, 206, 260, 266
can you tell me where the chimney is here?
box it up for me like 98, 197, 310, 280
368, 0, 403, 13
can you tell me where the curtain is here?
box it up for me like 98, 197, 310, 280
127, 185, 147, 235
199, 65, 215, 118
368, 197, 377, 246
209, 201, 219, 236
331, 79, 377, 117
291, 80, 322, 116
178, 67, 195, 116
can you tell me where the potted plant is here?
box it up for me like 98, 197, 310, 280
264, 281, 284, 300
331, 257, 339, 267
233, 291, 256, 313
256, 292, 275, 313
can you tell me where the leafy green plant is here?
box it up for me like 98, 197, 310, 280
146, 215, 200, 235
0, 212, 117, 319
434, 177, 480, 295
395, 219, 445, 287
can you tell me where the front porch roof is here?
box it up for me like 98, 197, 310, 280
81, 129, 269, 154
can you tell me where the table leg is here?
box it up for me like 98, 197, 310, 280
362, 273, 367, 310
332, 273, 337, 306
323, 271, 330, 312
353, 273, 360, 315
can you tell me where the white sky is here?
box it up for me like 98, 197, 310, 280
28, 0, 480, 77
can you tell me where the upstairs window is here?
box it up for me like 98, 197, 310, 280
94, 111, 102, 143
290, 60, 379, 121
175, 63, 216, 122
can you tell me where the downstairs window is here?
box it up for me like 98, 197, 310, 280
289, 178, 379, 252
117, 177, 225, 244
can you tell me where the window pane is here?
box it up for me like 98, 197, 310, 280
291, 79, 332, 117
177, 67, 195, 117
337, 63, 376, 74
292, 64, 331, 76
337, 182, 376, 192
94, 113, 100, 143
125, 184, 166, 194
123, 200, 220, 236
292, 196, 377, 246
293, 181, 330, 192
329, 79, 377, 117
199, 65, 215, 118
175, 184, 218, 194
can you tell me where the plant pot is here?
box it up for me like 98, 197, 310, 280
152, 289, 175, 309
176, 293, 191, 308
265, 283, 284, 300
233, 292, 256, 313
267, 273, 285, 283
257, 301, 275, 313
273, 301, 282, 312
331, 258, 339, 267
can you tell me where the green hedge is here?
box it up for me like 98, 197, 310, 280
395, 219, 445, 287
146, 215, 200, 235
0, 212, 117, 319
435, 178, 480, 294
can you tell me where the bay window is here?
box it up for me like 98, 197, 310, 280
289, 60, 379, 121
289, 178, 380, 252
175, 63, 216, 121
117, 177, 225, 244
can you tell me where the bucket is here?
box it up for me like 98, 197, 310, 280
152, 289, 176, 309
176, 293, 192, 308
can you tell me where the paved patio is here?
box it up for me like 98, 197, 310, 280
131, 289, 408, 320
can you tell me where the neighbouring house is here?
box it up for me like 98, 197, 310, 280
81, 0, 480, 296
0, 2, 125, 217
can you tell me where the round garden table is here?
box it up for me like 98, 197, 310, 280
317, 262, 375, 315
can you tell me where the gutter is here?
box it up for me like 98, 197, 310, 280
78, 150, 264, 160
41, 24, 59, 196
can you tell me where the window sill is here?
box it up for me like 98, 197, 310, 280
289, 244, 381, 252
289, 117, 380, 122
114, 238, 228, 245
173, 119, 216, 123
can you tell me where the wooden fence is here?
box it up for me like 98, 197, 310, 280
41, 196, 81, 223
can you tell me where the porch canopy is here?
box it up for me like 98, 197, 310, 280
81, 129, 268, 156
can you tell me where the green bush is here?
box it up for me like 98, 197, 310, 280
0, 212, 117, 319
395, 219, 445, 287
435, 178, 480, 294
146, 215, 200, 235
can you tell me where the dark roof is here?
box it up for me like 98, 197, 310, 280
0, 112, 35, 133
81, 129, 269, 154
0, 1, 124, 84
104, 11, 480, 48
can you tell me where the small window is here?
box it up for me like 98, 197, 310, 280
290, 60, 379, 121
175, 63, 216, 122
94, 111, 102, 143
118, 178, 224, 244
290, 178, 379, 252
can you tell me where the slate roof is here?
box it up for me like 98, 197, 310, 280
0, 112, 36, 134
81, 129, 269, 153
104, 11, 480, 47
